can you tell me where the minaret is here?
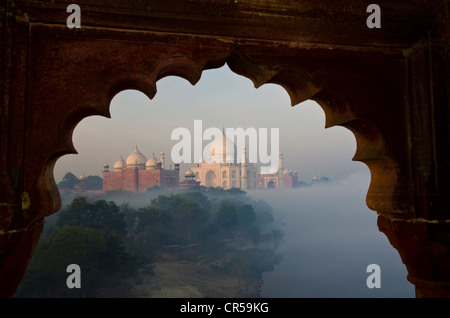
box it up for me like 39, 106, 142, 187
222, 128, 226, 164
241, 146, 248, 190
278, 151, 284, 188
160, 151, 165, 169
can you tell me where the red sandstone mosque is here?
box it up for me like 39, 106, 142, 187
102, 146, 180, 192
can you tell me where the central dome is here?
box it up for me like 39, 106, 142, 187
126, 146, 147, 166
209, 135, 237, 163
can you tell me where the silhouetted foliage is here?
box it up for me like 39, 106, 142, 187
86, 175, 103, 190
215, 201, 238, 231
17, 225, 138, 297
18, 197, 137, 297
56, 196, 126, 235
237, 204, 257, 228
57, 172, 104, 190
18, 190, 281, 297
57, 172, 78, 190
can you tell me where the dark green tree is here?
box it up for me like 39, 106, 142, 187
176, 198, 209, 241
86, 175, 103, 190
215, 201, 238, 231
18, 225, 138, 297
182, 192, 211, 212
135, 206, 166, 232
18, 226, 107, 297
145, 194, 211, 242
253, 199, 274, 230
57, 172, 78, 190
236, 204, 257, 228
56, 196, 126, 234
150, 194, 183, 212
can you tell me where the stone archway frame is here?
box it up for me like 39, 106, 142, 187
227, 43, 412, 215
1, 0, 448, 298
26, 24, 411, 220
0, 21, 413, 298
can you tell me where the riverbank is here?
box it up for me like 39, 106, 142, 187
128, 259, 263, 298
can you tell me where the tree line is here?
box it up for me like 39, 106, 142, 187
17, 189, 279, 297
57, 172, 103, 190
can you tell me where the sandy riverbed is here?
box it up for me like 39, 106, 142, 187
128, 260, 262, 298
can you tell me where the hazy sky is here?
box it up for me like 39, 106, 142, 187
54, 65, 369, 184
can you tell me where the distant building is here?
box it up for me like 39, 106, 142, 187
188, 131, 298, 190
257, 152, 298, 189
73, 175, 88, 192
60, 174, 104, 194
190, 133, 259, 190
179, 168, 201, 189
101, 142, 298, 193
102, 146, 179, 192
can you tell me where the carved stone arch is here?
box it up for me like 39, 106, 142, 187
1, 0, 448, 298
205, 170, 217, 188
25, 40, 432, 297
312, 90, 406, 214
27, 26, 235, 214
228, 49, 411, 215
40, 68, 194, 219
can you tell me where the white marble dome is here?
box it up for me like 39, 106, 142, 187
209, 135, 237, 163
146, 154, 158, 169
126, 146, 147, 166
113, 156, 126, 170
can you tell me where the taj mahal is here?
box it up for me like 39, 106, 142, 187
189, 133, 258, 190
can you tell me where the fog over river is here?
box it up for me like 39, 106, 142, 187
248, 171, 414, 298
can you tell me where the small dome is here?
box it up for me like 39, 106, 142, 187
185, 169, 195, 178
78, 175, 87, 180
113, 156, 126, 170
146, 154, 158, 169
126, 146, 147, 166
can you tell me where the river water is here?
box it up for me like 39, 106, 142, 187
248, 172, 415, 298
